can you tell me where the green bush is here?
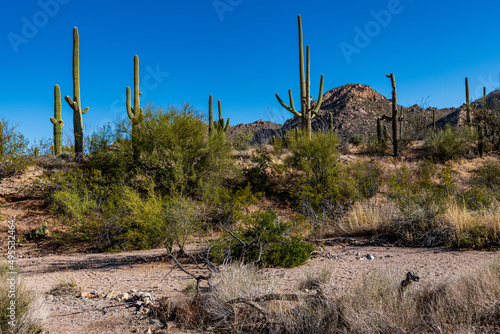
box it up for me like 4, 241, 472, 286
207, 183, 260, 225
348, 134, 364, 146
211, 210, 312, 267
456, 185, 493, 211
45, 169, 206, 251
425, 124, 475, 161
89, 104, 235, 199
0, 119, 31, 179
230, 128, 254, 151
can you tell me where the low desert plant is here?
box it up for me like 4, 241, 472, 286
0, 263, 47, 333
211, 210, 313, 267
0, 119, 32, 179
425, 124, 475, 161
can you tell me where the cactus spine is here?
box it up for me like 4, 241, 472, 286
275, 15, 324, 140
64, 27, 89, 155
126, 55, 143, 159
381, 73, 398, 157
50, 84, 64, 155
208, 95, 229, 133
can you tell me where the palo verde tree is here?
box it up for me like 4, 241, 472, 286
64, 27, 89, 155
50, 84, 64, 155
275, 15, 324, 140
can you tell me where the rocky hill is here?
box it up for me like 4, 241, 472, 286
229, 83, 490, 144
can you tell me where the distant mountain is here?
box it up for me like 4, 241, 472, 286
229, 83, 493, 144
436, 89, 500, 128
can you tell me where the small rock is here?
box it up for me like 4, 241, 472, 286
78, 291, 90, 298
366, 254, 375, 260
46, 294, 54, 302
105, 291, 116, 299
116, 292, 129, 301
144, 328, 152, 334
149, 319, 164, 328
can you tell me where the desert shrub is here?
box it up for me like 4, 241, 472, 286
45, 169, 205, 251
298, 265, 333, 291
348, 160, 382, 199
211, 210, 313, 267
89, 104, 235, 199
162, 196, 205, 253
207, 183, 260, 225
0, 119, 32, 179
336, 200, 398, 237
385, 163, 457, 246
471, 162, 500, 200
230, 128, 254, 151
244, 146, 287, 196
0, 263, 46, 333
348, 134, 364, 146
425, 124, 475, 161
456, 185, 493, 211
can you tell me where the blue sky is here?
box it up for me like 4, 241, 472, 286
2, 0, 500, 144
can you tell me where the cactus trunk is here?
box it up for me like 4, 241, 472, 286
64, 27, 89, 155
126, 55, 143, 160
465, 77, 472, 130
50, 84, 64, 155
380, 73, 398, 157
208, 95, 229, 133
0, 121, 4, 157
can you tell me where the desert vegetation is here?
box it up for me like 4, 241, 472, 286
2, 15, 500, 334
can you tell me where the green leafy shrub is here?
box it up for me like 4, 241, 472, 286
211, 210, 312, 267
348, 134, 364, 146
89, 104, 235, 199
425, 124, 475, 161
207, 183, 260, 225
0, 119, 32, 179
230, 128, 254, 151
456, 185, 493, 211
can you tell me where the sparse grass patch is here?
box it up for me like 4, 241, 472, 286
0, 263, 47, 333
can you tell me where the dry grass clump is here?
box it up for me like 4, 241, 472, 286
172, 259, 500, 333
443, 202, 500, 247
49, 275, 82, 296
0, 263, 47, 333
336, 200, 398, 236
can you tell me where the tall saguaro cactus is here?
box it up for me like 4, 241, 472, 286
50, 84, 64, 155
64, 27, 89, 155
208, 95, 229, 133
126, 54, 143, 159
465, 77, 472, 130
381, 73, 398, 157
275, 15, 324, 139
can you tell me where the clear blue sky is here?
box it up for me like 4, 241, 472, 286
2, 0, 500, 144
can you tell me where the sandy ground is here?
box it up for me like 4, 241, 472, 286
11, 243, 499, 333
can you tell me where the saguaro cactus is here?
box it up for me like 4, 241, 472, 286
64, 27, 89, 155
126, 54, 143, 158
465, 77, 472, 130
381, 73, 398, 157
50, 84, 64, 155
0, 121, 4, 157
208, 95, 229, 133
275, 15, 324, 139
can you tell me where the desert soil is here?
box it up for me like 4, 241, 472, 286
1, 167, 499, 333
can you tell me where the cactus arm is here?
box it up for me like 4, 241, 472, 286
133, 55, 140, 115
306, 45, 310, 109
275, 91, 301, 117
82, 106, 89, 114
224, 118, 230, 132
218, 100, 223, 121
311, 74, 324, 116
126, 86, 134, 119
